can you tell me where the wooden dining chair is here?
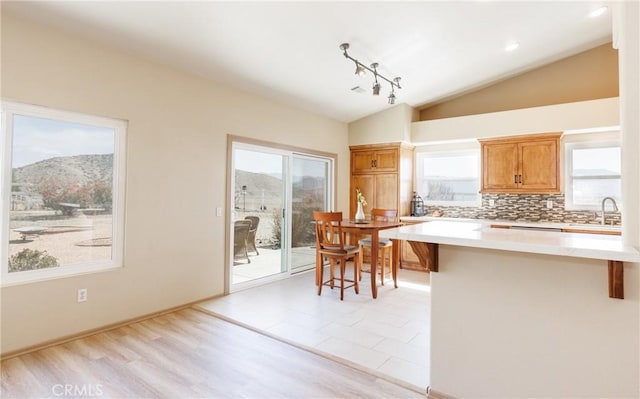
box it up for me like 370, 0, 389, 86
358, 208, 398, 286
313, 211, 360, 300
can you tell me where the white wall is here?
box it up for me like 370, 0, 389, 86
0, 12, 349, 354
412, 97, 620, 143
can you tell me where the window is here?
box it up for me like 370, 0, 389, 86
565, 140, 621, 210
416, 150, 480, 206
1, 101, 126, 285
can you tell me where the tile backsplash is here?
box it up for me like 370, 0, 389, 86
424, 194, 621, 225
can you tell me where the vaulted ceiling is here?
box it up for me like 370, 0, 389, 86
3, 1, 613, 123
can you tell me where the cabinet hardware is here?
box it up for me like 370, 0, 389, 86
514, 175, 518, 184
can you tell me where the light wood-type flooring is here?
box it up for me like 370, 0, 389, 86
1, 308, 424, 398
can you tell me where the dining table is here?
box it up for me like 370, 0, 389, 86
339, 219, 404, 299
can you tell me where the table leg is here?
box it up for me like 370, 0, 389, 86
370, 231, 378, 299
391, 239, 399, 288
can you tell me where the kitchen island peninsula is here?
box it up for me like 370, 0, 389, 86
380, 220, 640, 398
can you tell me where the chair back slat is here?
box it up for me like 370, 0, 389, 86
313, 211, 347, 253
371, 208, 398, 222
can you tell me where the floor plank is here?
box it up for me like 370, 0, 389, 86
1, 308, 424, 398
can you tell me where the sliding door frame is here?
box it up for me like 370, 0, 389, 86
225, 135, 337, 294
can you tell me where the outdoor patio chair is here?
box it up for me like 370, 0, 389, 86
244, 216, 260, 255
234, 220, 252, 264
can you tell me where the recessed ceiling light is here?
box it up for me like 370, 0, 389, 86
504, 42, 520, 52
589, 6, 608, 18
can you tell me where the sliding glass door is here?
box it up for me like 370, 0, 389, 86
230, 141, 332, 291
290, 155, 331, 272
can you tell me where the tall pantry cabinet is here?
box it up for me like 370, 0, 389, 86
349, 143, 414, 220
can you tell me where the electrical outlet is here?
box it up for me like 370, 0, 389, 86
546, 200, 553, 209
489, 199, 495, 207
77, 288, 88, 303
216, 207, 222, 217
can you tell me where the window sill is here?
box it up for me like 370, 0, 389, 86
1, 262, 122, 287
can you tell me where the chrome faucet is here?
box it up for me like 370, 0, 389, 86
600, 197, 619, 225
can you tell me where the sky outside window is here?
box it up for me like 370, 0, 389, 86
12, 114, 114, 168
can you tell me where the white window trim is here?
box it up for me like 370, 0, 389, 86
564, 139, 621, 211
415, 149, 481, 207
0, 100, 127, 286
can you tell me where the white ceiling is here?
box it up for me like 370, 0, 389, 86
4, 1, 613, 123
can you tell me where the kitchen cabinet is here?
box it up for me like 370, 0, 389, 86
349, 143, 414, 218
350, 143, 416, 269
352, 148, 399, 173
479, 132, 562, 194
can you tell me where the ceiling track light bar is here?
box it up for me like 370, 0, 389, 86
339, 43, 402, 103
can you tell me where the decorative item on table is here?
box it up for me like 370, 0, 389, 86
432, 210, 443, 217
355, 188, 367, 222
411, 191, 424, 216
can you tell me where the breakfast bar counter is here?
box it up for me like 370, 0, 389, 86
380, 220, 640, 262
379, 220, 640, 398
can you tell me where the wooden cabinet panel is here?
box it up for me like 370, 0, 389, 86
519, 139, 559, 191
352, 151, 376, 173
351, 148, 399, 174
482, 142, 518, 190
480, 133, 561, 194
374, 174, 399, 210
373, 149, 399, 172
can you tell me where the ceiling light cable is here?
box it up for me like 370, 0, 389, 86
339, 43, 402, 102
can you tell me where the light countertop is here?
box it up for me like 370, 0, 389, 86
380, 220, 640, 262
400, 216, 621, 233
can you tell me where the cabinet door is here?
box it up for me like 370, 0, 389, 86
351, 175, 375, 218
374, 174, 398, 210
519, 140, 559, 191
373, 149, 398, 172
352, 151, 375, 173
482, 142, 519, 191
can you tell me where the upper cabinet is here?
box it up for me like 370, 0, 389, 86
350, 143, 414, 218
351, 148, 399, 173
479, 133, 562, 194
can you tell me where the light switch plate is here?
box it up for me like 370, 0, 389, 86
216, 207, 222, 217
546, 200, 553, 209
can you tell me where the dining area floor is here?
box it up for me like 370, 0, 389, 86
196, 267, 431, 392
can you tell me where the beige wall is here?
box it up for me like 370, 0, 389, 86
420, 43, 619, 120
348, 103, 417, 146
0, 12, 349, 354
431, 246, 639, 397
412, 97, 619, 143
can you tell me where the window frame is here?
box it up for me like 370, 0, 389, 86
1, 101, 127, 286
564, 139, 621, 211
415, 148, 481, 207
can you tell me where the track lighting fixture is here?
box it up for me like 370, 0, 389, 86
339, 43, 401, 103
371, 63, 381, 95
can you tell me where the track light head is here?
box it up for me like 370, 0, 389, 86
372, 82, 380, 95
354, 62, 366, 76
388, 91, 396, 105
